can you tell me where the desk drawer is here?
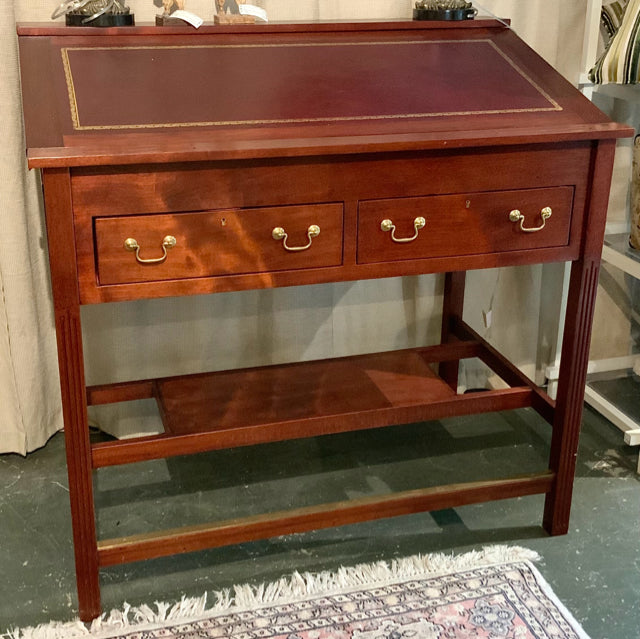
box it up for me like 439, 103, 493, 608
95, 203, 343, 285
357, 187, 574, 265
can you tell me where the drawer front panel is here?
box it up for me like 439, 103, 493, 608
357, 187, 574, 264
95, 203, 343, 285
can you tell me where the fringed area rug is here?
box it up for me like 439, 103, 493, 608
8, 546, 591, 639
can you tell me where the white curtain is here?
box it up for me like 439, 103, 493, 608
0, 0, 63, 455
1, 0, 589, 453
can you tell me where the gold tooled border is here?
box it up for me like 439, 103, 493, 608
61, 39, 562, 131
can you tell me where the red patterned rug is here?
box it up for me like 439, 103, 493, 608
11, 547, 590, 639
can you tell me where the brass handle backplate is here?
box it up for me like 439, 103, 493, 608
124, 235, 177, 264
509, 207, 552, 233
380, 216, 426, 243
272, 224, 320, 252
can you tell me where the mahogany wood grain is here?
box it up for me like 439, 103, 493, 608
97, 471, 554, 567
71, 148, 590, 218
357, 187, 573, 264
86, 342, 481, 406
95, 203, 343, 285
157, 349, 456, 435
41, 169, 100, 620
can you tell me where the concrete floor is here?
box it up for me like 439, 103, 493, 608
1, 405, 639, 637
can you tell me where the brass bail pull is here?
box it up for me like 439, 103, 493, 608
124, 235, 177, 264
509, 207, 552, 233
380, 216, 426, 243
272, 224, 320, 252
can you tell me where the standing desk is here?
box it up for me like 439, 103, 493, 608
17, 18, 631, 620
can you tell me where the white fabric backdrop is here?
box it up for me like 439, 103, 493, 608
1, 0, 590, 452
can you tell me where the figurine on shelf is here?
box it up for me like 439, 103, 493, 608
413, 0, 476, 20
154, 0, 197, 25
216, 0, 239, 14
51, 0, 134, 26
154, 0, 185, 15
415, 0, 471, 8
214, 0, 258, 24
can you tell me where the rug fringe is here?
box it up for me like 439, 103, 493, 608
5, 545, 539, 639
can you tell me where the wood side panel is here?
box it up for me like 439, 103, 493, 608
41, 169, 100, 622
97, 471, 554, 567
18, 37, 64, 151
544, 139, 617, 535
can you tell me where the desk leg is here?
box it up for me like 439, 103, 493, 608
544, 139, 616, 535
42, 169, 101, 620
543, 257, 600, 535
440, 271, 466, 391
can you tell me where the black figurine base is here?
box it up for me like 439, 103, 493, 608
413, 7, 476, 20
65, 11, 135, 27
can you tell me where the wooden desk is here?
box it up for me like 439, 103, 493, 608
17, 19, 631, 621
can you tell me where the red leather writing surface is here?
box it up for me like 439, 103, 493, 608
62, 39, 559, 130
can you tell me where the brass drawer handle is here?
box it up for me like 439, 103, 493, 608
509, 207, 552, 233
124, 235, 177, 264
380, 216, 426, 243
272, 224, 320, 252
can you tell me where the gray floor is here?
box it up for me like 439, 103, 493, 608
1, 405, 639, 637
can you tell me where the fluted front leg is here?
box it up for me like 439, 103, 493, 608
544, 139, 617, 535
42, 168, 100, 621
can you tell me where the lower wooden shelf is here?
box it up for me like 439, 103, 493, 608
89, 321, 555, 469
157, 348, 457, 436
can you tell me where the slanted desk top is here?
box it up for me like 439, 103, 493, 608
18, 19, 627, 167
17, 19, 632, 622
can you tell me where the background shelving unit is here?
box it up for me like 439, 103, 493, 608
579, 0, 640, 470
